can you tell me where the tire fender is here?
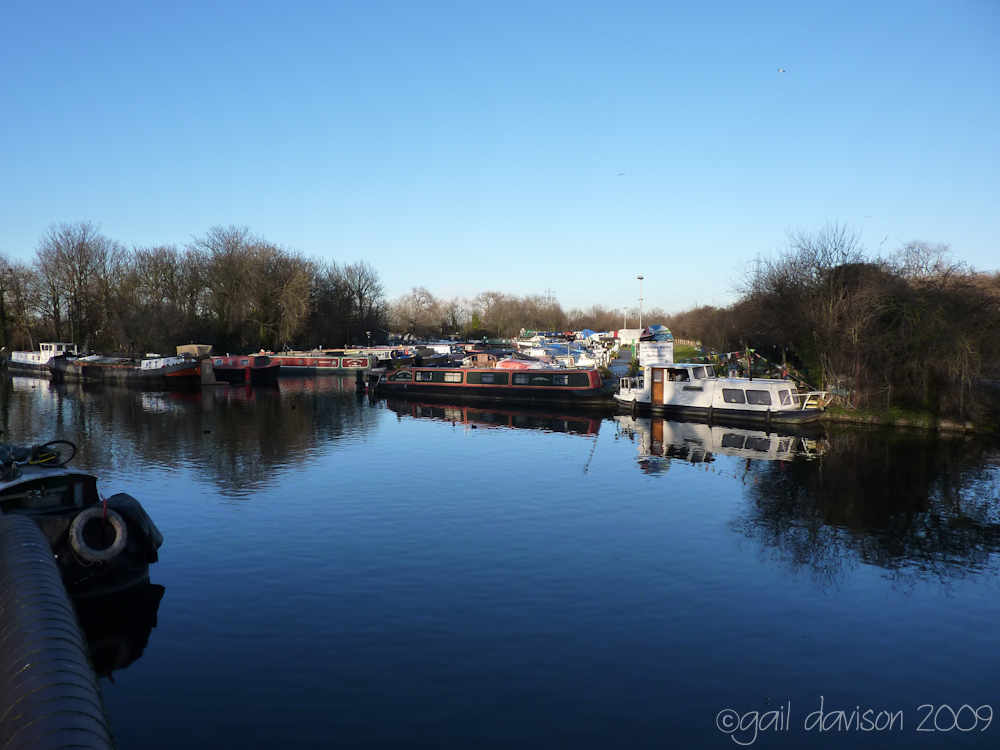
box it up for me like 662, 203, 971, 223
68, 507, 127, 563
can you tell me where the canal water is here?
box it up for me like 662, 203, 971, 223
3, 375, 1000, 749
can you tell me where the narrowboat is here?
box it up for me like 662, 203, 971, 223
3, 341, 80, 375
270, 350, 375, 374
0, 440, 163, 597
376, 367, 612, 407
50, 353, 202, 389
615, 362, 829, 424
209, 354, 280, 386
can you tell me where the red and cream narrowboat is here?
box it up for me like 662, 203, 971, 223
270, 350, 375, 374
210, 354, 280, 386
376, 367, 611, 407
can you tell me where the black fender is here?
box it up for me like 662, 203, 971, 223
106, 493, 164, 563
0, 514, 113, 750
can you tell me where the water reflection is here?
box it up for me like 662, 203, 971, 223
385, 398, 602, 436
1, 375, 379, 496
614, 415, 827, 474
73, 583, 165, 679
739, 428, 1000, 583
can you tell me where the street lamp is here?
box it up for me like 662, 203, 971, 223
637, 275, 644, 330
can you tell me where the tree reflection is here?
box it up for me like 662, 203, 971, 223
0, 375, 379, 496
737, 428, 1000, 583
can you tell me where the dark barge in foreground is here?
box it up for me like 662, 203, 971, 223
0, 441, 163, 598
376, 367, 612, 407
50, 353, 202, 389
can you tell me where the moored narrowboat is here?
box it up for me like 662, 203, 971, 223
50, 354, 202, 389
270, 350, 375, 374
376, 367, 612, 407
210, 354, 280, 386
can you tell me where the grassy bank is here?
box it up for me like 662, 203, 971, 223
673, 344, 701, 361
821, 405, 993, 434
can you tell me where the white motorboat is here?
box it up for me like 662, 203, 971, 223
615, 361, 828, 424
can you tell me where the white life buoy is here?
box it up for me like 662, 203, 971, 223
69, 507, 127, 563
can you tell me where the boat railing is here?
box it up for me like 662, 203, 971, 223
793, 391, 829, 410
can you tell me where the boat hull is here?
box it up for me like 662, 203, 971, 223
212, 367, 280, 386
50, 358, 201, 389
4, 361, 54, 376
614, 397, 825, 424
380, 382, 611, 407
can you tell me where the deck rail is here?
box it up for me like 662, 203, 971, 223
794, 391, 830, 410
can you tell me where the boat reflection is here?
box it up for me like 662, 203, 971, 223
615, 415, 826, 473
72, 582, 165, 679
385, 398, 602, 436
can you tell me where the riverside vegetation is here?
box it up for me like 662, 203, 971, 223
2, 221, 996, 428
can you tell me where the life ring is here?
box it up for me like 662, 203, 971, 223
69, 507, 127, 563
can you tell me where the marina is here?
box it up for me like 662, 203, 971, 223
2, 3, 995, 746
1, 376, 998, 748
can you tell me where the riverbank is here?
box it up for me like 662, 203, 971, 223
821, 405, 995, 435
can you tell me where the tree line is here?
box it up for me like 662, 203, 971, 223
6, 220, 996, 422
0, 223, 387, 355
388, 287, 668, 339
663, 224, 1000, 421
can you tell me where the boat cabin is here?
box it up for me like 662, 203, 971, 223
10, 342, 80, 366
616, 361, 828, 423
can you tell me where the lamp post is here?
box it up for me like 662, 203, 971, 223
637, 275, 644, 330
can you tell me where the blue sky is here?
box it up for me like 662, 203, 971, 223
2, 0, 996, 313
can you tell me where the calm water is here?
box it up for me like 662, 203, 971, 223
3, 375, 1000, 749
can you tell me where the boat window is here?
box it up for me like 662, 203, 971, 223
667, 369, 690, 382
513, 374, 529, 385
391, 371, 411, 381
779, 390, 792, 406
777, 439, 790, 453
693, 366, 706, 379
746, 390, 772, 406
746, 437, 771, 452
652, 369, 663, 382
443, 372, 463, 383
553, 374, 569, 386
467, 371, 509, 385
721, 433, 746, 448
568, 372, 590, 387
215, 359, 223, 366
415, 371, 434, 382
722, 388, 746, 404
